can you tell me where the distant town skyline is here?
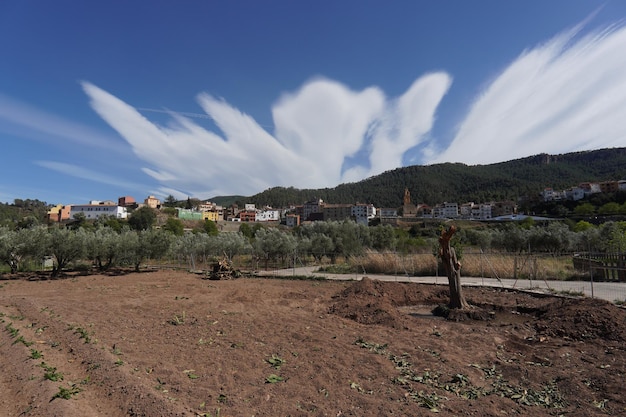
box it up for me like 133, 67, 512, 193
2, 1, 626, 205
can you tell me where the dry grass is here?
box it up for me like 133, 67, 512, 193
355, 250, 582, 281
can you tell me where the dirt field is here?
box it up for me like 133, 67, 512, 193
1, 270, 625, 417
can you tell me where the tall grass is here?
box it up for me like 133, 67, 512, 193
353, 250, 584, 281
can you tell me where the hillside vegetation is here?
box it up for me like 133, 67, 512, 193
243, 148, 626, 208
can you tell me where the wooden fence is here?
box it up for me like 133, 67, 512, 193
573, 252, 626, 281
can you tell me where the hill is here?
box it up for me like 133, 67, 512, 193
240, 148, 626, 208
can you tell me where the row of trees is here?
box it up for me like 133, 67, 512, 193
1, 215, 625, 277
460, 221, 626, 255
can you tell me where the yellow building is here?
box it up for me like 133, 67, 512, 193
202, 211, 220, 222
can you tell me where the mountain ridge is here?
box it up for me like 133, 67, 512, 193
212, 147, 626, 208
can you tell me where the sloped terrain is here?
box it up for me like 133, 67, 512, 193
1, 271, 624, 416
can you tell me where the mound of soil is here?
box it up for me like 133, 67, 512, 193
535, 297, 626, 342
1, 271, 626, 416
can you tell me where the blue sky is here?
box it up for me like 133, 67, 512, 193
2, 1, 626, 205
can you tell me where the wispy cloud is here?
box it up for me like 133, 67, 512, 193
0, 94, 127, 154
82, 76, 450, 196
429, 21, 626, 165
79, 19, 626, 198
35, 161, 147, 191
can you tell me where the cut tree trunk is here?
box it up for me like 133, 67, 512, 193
439, 226, 470, 309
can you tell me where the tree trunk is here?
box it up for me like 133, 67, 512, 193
439, 226, 470, 309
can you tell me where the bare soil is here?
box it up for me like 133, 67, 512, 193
1, 271, 625, 416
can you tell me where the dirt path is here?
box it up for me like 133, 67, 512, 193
1, 271, 625, 416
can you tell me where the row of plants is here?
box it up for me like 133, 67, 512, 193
0, 217, 624, 279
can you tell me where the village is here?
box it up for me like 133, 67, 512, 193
44, 179, 626, 227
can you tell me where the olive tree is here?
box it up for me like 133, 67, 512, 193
253, 227, 297, 269
0, 226, 48, 273
125, 229, 173, 271
47, 228, 88, 277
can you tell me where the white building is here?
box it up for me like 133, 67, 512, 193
565, 187, 585, 201
433, 202, 458, 219
255, 209, 280, 222
471, 203, 492, 220
352, 203, 376, 225
70, 203, 128, 220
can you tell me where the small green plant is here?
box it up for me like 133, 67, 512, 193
5, 322, 19, 338
169, 311, 186, 325
184, 369, 199, 379
73, 327, 91, 343
29, 349, 43, 359
52, 384, 81, 400
114, 359, 124, 366
265, 374, 284, 383
41, 363, 64, 382
266, 354, 285, 369
12, 335, 34, 347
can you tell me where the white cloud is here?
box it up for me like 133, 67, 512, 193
429, 22, 626, 165
0, 94, 127, 154
82, 76, 450, 197
35, 161, 147, 190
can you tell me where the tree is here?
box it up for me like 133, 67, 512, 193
85, 228, 128, 271
47, 228, 88, 277
239, 223, 253, 239
439, 225, 469, 310
163, 217, 184, 236
128, 206, 156, 231
370, 224, 396, 251
164, 195, 177, 207
598, 202, 622, 216
253, 227, 297, 269
203, 219, 219, 236
126, 229, 172, 271
574, 203, 596, 217
0, 227, 48, 273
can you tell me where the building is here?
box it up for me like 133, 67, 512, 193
432, 202, 458, 219
565, 187, 585, 201
578, 182, 601, 196
176, 208, 203, 221
491, 201, 516, 218
202, 211, 220, 222
471, 203, 492, 220
352, 203, 376, 225
144, 195, 161, 209
323, 204, 353, 222
70, 202, 128, 220
402, 188, 417, 217
118, 196, 136, 207
285, 214, 300, 227
303, 199, 324, 221
256, 209, 280, 222
600, 181, 619, 194
47, 204, 71, 222
239, 210, 256, 222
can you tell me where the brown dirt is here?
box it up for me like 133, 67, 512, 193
1, 271, 625, 416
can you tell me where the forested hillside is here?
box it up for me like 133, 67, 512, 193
243, 148, 626, 207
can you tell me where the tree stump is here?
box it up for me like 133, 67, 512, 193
439, 225, 470, 310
